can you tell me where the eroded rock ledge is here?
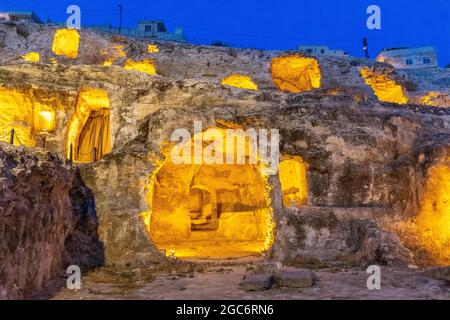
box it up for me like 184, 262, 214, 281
0, 144, 103, 299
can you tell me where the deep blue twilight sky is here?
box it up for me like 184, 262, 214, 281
1, 0, 449, 66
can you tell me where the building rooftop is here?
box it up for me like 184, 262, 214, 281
378, 46, 436, 56
1, 10, 42, 23
138, 20, 167, 32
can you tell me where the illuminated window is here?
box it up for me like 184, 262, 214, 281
279, 156, 308, 207
34, 109, 55, 132
147, 44, 159, 53
271, 55, 321, 93
52, 29, 80, 59
124, 59, 157, 75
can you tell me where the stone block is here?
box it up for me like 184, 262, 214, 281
241, 274, 274, 291
278, 270, 316, 288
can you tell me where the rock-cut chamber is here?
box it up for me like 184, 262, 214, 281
146, 128, 274, 259
221, 74, 258, 91
271, 55, 321, 93
0, 87, 57, 147
52, 29, 80, 59
279, 156, 308, 207
67, 88, 111, 163
360, 67, 408, 104
415, 156, 450, 265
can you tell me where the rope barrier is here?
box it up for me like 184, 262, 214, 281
63, 145, 71, 152
0, 129, 100, 163
0, 130, 12, 141
13, 131, 25, 146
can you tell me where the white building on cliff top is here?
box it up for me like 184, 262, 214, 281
297, 45, 349, 57
376, 47, 438, 69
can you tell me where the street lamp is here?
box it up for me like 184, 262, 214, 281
118, 4, 123, 34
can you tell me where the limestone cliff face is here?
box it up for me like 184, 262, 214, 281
0, 23, 449, 107
0, 23, 449, 268
0, 144, 103, 299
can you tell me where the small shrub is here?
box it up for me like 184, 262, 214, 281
16, 24, 29, 38
403, 80, 418, 92
211, 40, 229, 47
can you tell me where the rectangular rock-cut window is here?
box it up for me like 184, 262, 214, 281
34, 109, 55, 132
279, 156, 308, 207
52, 29, 80, 59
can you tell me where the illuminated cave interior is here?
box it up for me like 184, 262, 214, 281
419, 91, 446, 107
52, 29, 80, 59
0, 87, 57, 147
67, 88, 111, 163
147, 44, 159, 53
271, 55, 321, 93
279, 156, 308, 207
102, 45, 127, 66
415, 156, 450, 265
360, 67, 408, 104
221, 74, 258, 91
124, 59, 157, 75
21, 52, 40, 62
146, 128, 274, 259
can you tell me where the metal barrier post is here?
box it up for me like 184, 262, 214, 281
9, 129, 15, 145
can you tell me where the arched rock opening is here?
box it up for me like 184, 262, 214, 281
144, 128, 274, 259
67, 88, 111, 163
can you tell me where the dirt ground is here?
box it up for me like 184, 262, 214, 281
39, 257, 449, 300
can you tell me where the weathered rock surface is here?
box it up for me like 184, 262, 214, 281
424, 267, 450, 282
0, 23, 448, 269
350, 219, 414, 266
50, 264, 450, 300
0, 144, 103, 299
0, 23, 448, 107
272, 207, 414, 267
